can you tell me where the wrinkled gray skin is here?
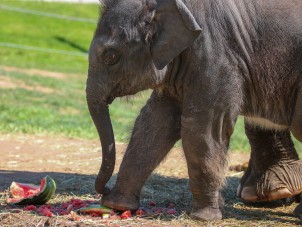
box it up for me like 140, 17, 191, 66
86, 0, 302, 220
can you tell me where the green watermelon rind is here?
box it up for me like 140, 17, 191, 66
7, 176, 56, 205
76, 204, 112, 214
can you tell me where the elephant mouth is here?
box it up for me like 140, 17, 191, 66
106, 96, 115, 105
106, 80, 124, 104
107, 78, 148, 102
107, 90, 128, 104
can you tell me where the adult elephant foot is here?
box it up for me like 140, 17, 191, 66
238, 160, 302, 202
237, 122, 302, 202
294, 197, 302, 221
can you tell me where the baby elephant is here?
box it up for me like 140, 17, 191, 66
86, 0, 302, 220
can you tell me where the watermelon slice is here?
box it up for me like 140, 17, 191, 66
121, 210, 132, 219
76, 204, 112, 216
6, 176, 56, 205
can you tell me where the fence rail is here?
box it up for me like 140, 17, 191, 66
0, 42, 88, 57
0, 3, 96, 57
0, 4, 97, 23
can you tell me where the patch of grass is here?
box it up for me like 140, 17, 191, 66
0, 67, 148, 140
0, 0, 98, 73
230, 117, 249, 152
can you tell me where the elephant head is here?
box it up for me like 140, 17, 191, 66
86, 0, 201, 195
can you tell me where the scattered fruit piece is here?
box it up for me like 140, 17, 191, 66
23, 205, 37, 211
167, 208, 177, 215
65, 204, 73, 215
38, 205, 53, 217
121, 210, 132, 219
167, 202, 176, 208
70, 199, 89, 209
148, 201, 156, 206
153, 207, 164, 214
76, 204, 112, 216
135, 208, 146, 216
102, 213, 110, 219
6, 176, 56, 205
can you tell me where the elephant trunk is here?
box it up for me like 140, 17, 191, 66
86, 95, 116, 195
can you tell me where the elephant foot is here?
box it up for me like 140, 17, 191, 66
190, 206, 222, 221
190, 193, 224, 221
294, 199, 302, 221
237, 160, 302, 202
101, 189, 139, 211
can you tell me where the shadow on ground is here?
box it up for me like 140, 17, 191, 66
1, 170, 300, 224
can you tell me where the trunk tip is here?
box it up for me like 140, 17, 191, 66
95, 183, 111, 195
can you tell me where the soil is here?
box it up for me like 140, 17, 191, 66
0, 66, 67, 80
0, 75, 54, 94
0, 134, 301, 226
0, 65, 70, 94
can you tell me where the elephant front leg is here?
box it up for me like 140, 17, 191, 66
181, 111, 236, 221
237, 122, 302, 202
101, 92, 181, 211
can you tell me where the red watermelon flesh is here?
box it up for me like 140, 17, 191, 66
8, 179, 45, 202
6, 176, 55, 205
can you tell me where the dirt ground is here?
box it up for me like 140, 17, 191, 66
0, 134, 301, 226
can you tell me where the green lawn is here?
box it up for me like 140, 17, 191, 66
0, 0, 97, 73
0, 1, 301, 154
0, 65, 149, 140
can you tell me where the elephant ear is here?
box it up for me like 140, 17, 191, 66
150, 0, 201, 70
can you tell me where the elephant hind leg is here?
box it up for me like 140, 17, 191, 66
249, 161, 302, 201
294, 197, 302, 221
290, 88, 302, 142
237, 122, 302, 202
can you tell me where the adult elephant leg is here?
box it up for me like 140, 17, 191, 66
294, 196, 302, 221
237, 121, 302, 202
101, 91, 181, 210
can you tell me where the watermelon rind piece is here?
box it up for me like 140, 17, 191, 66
6, 176, 56, 205
76, 204, 112, 215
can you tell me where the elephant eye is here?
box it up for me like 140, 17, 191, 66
103, 50, 120, 66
